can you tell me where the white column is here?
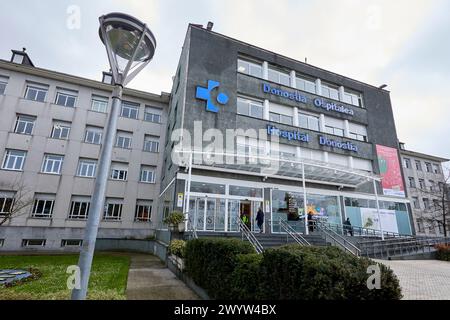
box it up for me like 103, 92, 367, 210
302, 163, 308, 235
349, 156, 354, 169
373, 179, 384, 240
293, 107, 299, 126
315, 78, 322, 96
323, 151, 329, 163
290, 70, 296, 88
319, 114, 326, 132
296, 146, 301, 159
339, 86, 345, 102
262, 61, 269, 80
263, 99, 270, 120
344, 119, 350, 138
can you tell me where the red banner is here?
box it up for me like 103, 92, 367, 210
375, 145, 405, 197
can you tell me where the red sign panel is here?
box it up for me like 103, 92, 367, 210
375, 144, 405, 197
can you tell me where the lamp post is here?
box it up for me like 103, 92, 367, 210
71, 12, 156, 300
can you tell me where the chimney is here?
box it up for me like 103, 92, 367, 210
11, 48, 35, 67
206, 21, 214, 31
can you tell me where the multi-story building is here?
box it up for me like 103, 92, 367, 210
399, 142, 449, 236
160, 24, 413, 236
0, 49, 169, 250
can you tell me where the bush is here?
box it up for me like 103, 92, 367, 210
229, 254, 263, 300
258, 245, 402, 300
184, 238, 255, 299
163, 211, 185, 225
168, 239, 186, 258
435, 244, 450, 261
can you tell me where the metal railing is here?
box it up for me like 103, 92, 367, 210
319, 221, 412, 239
237, 218, 264, 254
279, 219, 310, 246
360, 236, 450, 259
315, 221, 361, 256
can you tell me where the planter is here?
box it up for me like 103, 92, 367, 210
169, 222, 185, 233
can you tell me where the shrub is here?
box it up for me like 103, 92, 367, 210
435, 244, 450, 261
258, 245, 402, 300
168, 239, 186, 258
163, 211, 185, 225
184, 238, 255, 299
229, 254, 263, 300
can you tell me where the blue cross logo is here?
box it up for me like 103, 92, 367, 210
195, 80, 229, 113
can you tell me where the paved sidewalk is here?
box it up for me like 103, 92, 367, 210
126, 254, 200, 300
376, 259, 450, 300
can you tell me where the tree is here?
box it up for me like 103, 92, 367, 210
0, 178, 34, 226
416, 167, 450, 237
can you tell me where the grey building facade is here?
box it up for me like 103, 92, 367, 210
0, 50, 169, 251
399, 143, 449, 236
160, 25, 412, 236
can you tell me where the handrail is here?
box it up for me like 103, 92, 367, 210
315, 221, 361, 256
278, 219, 310, 246
237, 218, 264, 254
321, 221, 412, 239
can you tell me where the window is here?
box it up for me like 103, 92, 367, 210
61, 239, 83, 247
343, 88, 364, 107
419, 179, 426, 189
298, 112, 319, 131
408, 177, 416, 188
85, 126, 103, 145
143, 136, 159, 153
237, 58, 263, 78
51, 121, 71, 139
77, 159, 97, 178
237, 96, 264, 119
144, 106, 162, 123
348, 122, 368, 142
438, 182, 444, 192
121, 101, 139, 119
269, 112, 293, 125
0, 239, 3, 247
0, 193, 14, 216
14, 115, 35, 135
135, 201, 152, 222
268, 67, 290, 86
403, 158, 411, 169
321, 83, 339, 100
22, 239, 46, 247
415, 160, 422, 171
433, 199, 440, 210
412, 197, 420, 209
104, 199, 123, 221
433, 164, 440, 174
12, 53, 24, 64
425, 162, 432, 173
2, 150, 26, 171
111, 163, 128, 181
69, 197, 90, 219
429, 180, 434, 191
0, 76, 8, 95
25, 84, 48, 102
417, 220, 424, 233
55, 89, 77, 107
296, 75, 316, 94
31, 196, 55, 218
41, 154, 64, 174
116, 133, 132, 149
140, 166, 156, 183
423, 198, 430, 209
91, 95, 108, 113
353, 158, 372, 172
325, 125, 344, 137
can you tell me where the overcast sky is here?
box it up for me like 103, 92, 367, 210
1, 0, 449, 164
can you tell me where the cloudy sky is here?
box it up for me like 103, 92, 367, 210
0, 0, 449, 164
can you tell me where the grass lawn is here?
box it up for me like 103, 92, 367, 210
0, 253, 130, 300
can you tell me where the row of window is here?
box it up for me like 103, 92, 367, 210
0, 77, 162, 123
407, 177, 445, 192
416, 219, 446, 234
403, 158, 441, 174
237, 96, 367, 142
1, 150, 156, 182
237, 58, 364, 108
412, 196, 442, 211
12, 115, 160, 151
0, 194, 152, 222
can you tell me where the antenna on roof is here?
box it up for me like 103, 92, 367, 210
305, 57, 307, 64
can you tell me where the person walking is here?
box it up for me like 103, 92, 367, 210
344, 218, 353, 236
256, 207, 264, 233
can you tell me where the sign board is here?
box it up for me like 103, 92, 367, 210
375, 144, 405, 197
361, 208, 398, 234
177, 193, 184, 207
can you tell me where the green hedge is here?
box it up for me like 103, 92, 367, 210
184, 238, 255, 299
435, 244, 450, 261
184, 239, 402, 300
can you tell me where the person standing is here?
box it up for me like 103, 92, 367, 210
344, 217, 354, 236
256, 207, 264, 233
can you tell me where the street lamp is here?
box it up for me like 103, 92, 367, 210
71, 12, 156, 300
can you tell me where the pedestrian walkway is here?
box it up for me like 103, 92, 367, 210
126, 253, 199, 300
376, 259, 450, 300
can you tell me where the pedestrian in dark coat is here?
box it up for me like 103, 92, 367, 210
256, 208, 264, 233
